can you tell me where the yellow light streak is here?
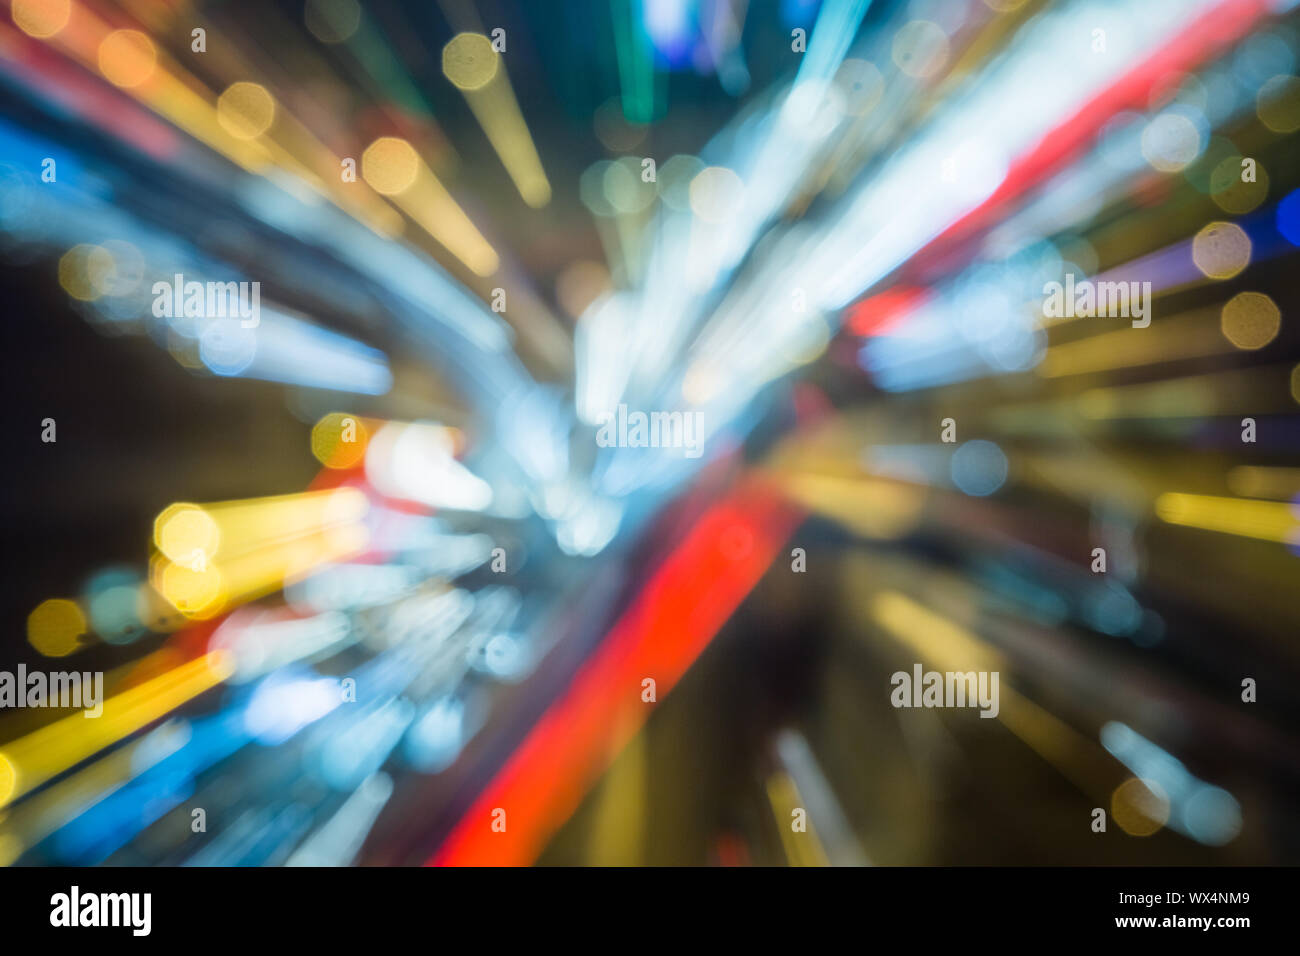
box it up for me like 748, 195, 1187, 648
0, 652, 233, 808
442, 33, 551, 208
362, 135, 499, 275
772, 471, 925, 540
1038, 311, 1226, 378
154, 488, 368, 564
766, 772, 830, 867
30, 2, 403, 237
1154, 492, 1299, 543
0, 720, 189, 865
151, 489, 370, 618
867, 587, 1119, 802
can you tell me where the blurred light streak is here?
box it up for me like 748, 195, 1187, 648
180, 804, 309, 867
311, 0, 457, 162
0, 720, 189, 866
867, 589, 1129, 803
598, 154, 702, 392
1078, 365, 1298, 420
0, 19, 180, 160
995, 684, 1120, 803
484, 277, 575, 378
154, 488, 370, 566
362, 135, 500, 275
211, 609, 355, 684
773, 729, 869, 866
430, 478, 803, 865
27, 1, 464, 252
692, 4, 1247, 400
895, 0, 1274, 292
376, 588, 475, 660
1154, 492, 1300, 543
21, 0, 275, 174
284, 564, 417, 614
871, 591, 1001, 674
696, 0, 872, 289
198, 306, 394, 394
404, 696, 472, 772
606, 156, 658, 284
684, 282, 830, 411
703, 0, 750, 95
555, 493, 624, 556
313, 697, 413, 790
49, 710, 250, 863
244, 671, 343, 744
795, 0, 871, 90
581, 709, 647, 865
766, 771, 829, 866
0, 77, 513, 407
442, 33, 551, 208
4, 0, 1297, 870
580, 161, 633, 286
767, 471, 924, 539
1038, 309, 1228, 377
1101, 722, 1242, 845
575, 292, 634, 425
494, 385, 571, 487
154, 524, 370, 620
252, 199, 516, 372
364, 421, 494, 512
285, 771, 393, 866
859, 442, 957, 487
93, 5, 420, 240
0, 651, 233, 808
642, 0, 693, 66
1228, 466, 1300, 500
846, 286, 930, 337
152, 488, 371, 619
363, 522, 494, 577
611, 0, 660, 123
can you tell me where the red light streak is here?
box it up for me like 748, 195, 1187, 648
430, 477, 804, 866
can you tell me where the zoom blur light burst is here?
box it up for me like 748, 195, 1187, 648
1, 0, 1299, 899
